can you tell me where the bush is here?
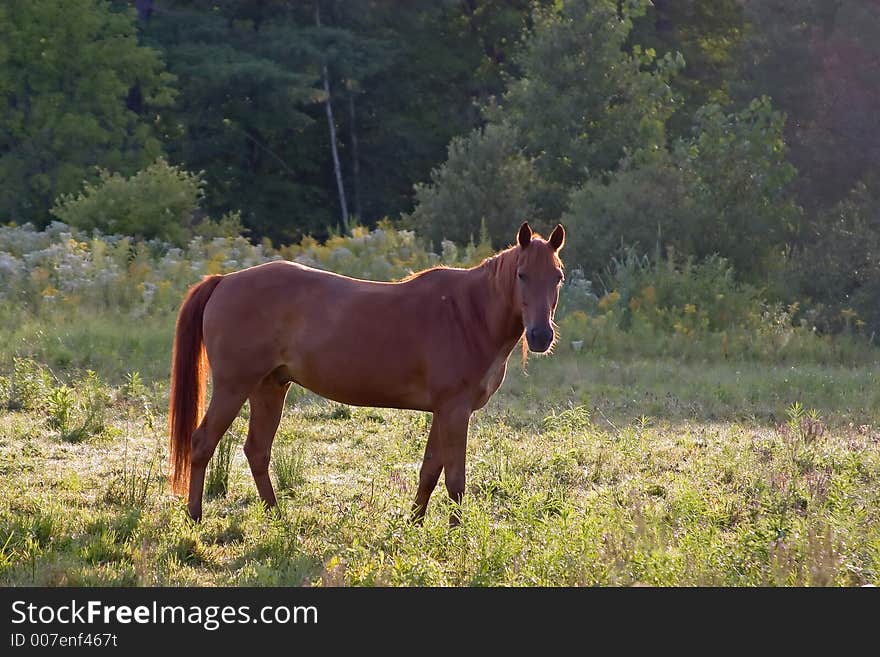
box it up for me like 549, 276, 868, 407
410, 123, 537, 249
562, 153, 693, 276
50, 159, 226, 246
790, 177, 880, 335
563, 97, 800, 279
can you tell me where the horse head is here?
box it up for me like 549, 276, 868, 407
513, 221, 565, 353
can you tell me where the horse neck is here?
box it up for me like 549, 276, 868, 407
474, 248, 523, 350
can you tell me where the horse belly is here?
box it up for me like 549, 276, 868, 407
284, 336, 432, 411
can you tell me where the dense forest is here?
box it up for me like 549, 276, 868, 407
2, 0, 879, 332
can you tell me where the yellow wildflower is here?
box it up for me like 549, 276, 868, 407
598, 290, 620, 310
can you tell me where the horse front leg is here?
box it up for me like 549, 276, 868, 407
439, 404, 472, 527
412, 402, 472, 525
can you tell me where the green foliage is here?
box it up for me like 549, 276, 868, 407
630, 0, 747, 138
596, 249, 761, 333
272, 437, 307, 494
140, 8, 326, 240
553, 248, 870, 364
46, 371, 112, 443
790, 176, 880, 334
564, 97, 799, 278
51, 160, 209, 245
562, 151, 691, 276
499, 0, 683, 217
0, 220, 491, 359
680, 98, 799, 271
410, 123, 537, 247
1, 358, 53, 412
737, 1, 880, 212
0, 0, 175, 224
205, 435, 235, 499
121, 371, 146, 402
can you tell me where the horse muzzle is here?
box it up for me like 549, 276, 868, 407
525, 326, 554, 353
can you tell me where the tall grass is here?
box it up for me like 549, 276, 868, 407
272, 438, 307, 494
205, 434, 236, 499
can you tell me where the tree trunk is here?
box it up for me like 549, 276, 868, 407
348, 90, 362, 223
316, 4, 348, 231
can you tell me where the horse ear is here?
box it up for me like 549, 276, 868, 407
517, 221, 532, 249
548, 224, 565, 252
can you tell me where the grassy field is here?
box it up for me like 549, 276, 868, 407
1, 338, 879, 587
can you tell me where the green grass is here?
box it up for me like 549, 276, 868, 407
1, 349, 879, 586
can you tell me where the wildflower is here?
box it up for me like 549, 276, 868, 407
598, 290, 620, 310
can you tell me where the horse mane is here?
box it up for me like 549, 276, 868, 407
402, 233, 561, 284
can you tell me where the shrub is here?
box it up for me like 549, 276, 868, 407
563, 153, 693, 276
790, 177, 880, 335
563, 97, 800, 279
410, 123, 537, 249
590, 248, 762, 333
50, 159, 224, 246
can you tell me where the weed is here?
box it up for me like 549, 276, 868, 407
2, 357, 53, 411
272, 440, 307, 493
205, 433, 236, 499
46, 371, 111, 442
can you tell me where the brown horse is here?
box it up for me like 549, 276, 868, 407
169, 221, 565, 522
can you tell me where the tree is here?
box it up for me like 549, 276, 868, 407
629, 0, 747, 139
792, 176, 880, 334
563, 97, 799, 279
498, 0, 682, 218
330, 1, 548, 228
129, 1, 543, 242
133, 2, 326, 241
0, 0, 175, 224
409, 0, 683, 242
736, 1, 880, 215
410, 123, 536, 248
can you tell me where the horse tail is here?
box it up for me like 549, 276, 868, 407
168, 274, 224, 496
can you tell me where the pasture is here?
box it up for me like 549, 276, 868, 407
1, 335, 879, 586
3, 0, 879, 594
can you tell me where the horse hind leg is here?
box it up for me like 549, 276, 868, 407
244, 375, 290, 511
187, 382, 250, 521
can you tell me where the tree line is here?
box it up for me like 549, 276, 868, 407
2, 1, 879, 332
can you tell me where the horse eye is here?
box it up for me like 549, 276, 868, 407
517, 272, 526, 281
